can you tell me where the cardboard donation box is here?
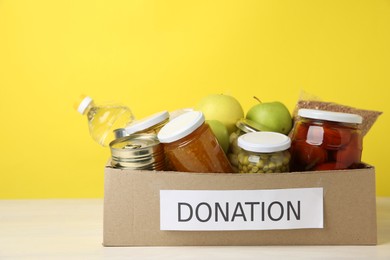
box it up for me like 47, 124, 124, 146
103, 165, 377, 246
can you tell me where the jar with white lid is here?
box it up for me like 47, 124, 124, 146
290, 108, 363, 171
227, 118, 262, 171
114, 111, 169, 139
157, 111, 233, 173
237, 132, 291, 173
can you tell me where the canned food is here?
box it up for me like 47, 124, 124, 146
109, 134, 165, 170
290, 109, 363, 171
237, 132, 291, 173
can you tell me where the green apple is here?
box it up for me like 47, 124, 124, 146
206, 120, 230, 153
195, 94, 244, 134
246, 99, 292, 135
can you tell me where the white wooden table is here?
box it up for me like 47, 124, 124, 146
1, 198, 389, 259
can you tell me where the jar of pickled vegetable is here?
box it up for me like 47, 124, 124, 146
157, 111, 233, 173
237, 132, 291, 174
228, 119, 262, 171
290, 109, 363, 171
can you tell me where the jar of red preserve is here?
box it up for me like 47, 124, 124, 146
290, 109, 363, 171
157, 111, 233, 173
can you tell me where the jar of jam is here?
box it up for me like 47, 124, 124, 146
227, 118, 262, 171
157, 111, 233, 173
290, 109, 363, 171
237, 132, 291, 173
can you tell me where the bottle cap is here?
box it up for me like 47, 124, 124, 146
298, 109, 363, 124
113, 128, 128, 139
125, 111, 169, 135
76, 95, 93, 114
238, 132, 291, 153
158, 111, 204, 143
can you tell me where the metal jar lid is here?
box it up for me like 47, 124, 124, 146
109, 134, 165, 170
236, 118, 263, 133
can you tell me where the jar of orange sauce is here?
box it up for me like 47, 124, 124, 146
290, 109, 363, 171
157, 111, 233, 173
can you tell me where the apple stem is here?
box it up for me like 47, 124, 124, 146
253, 96, 262, 103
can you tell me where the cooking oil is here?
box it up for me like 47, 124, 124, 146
76, 95, 134, 147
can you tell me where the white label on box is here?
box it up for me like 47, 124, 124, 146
160, 188, 323, 231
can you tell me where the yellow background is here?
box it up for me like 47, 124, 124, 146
0, 0, 388, 198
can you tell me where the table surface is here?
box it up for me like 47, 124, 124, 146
0, 198, 389, 260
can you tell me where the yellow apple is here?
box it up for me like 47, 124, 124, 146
195, 94, 244, 134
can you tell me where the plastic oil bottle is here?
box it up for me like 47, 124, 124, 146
75, 95, 135, 147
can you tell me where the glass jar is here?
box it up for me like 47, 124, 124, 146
237, 132, 291, 174
157, 111, 233, 173
290, 109, 363, 171
227, 119, 262, 171
114, 110, 169, 139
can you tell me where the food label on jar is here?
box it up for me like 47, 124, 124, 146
160, 188, 323, 231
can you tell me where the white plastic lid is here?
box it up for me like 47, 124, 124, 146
237, 132, 291, 153
125, 110, 169, 135
169, 108, 194, 120
77, 96, 93, 114
157, 111, 204, 143
298, 109, 363, 124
